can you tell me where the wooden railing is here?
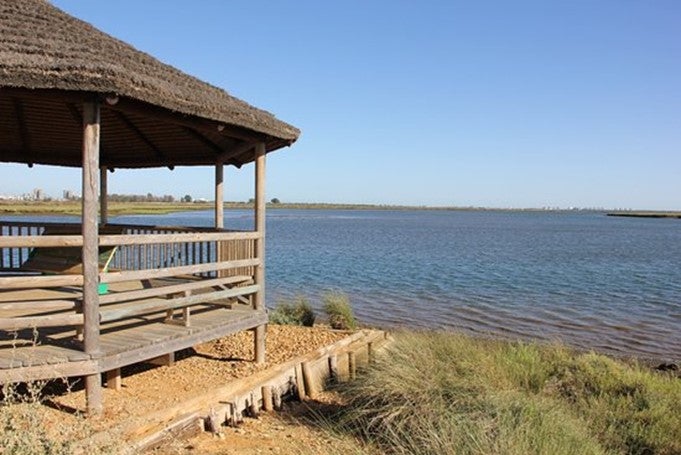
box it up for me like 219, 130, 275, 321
0, 221, 261, 332
0, 221, 61, 270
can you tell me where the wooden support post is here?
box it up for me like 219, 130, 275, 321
206, 408, 223, 435
301, 361, 316, 399
295, 363, 306, 400
100, 166, 108, 225
215, 161, 224, 229
254, 142, 266, 364
348, 351, 357, 380
182, 306, 191, 327
82, 100, 102, 414
106, 368, 121, 391
329, 354, 339, 384
272, 388, 282, 411
215, 162, 225, 278
148, 352, 175, 367
248, 393, 259, 418
368, 341, 375, 364
261, 385, 274, 412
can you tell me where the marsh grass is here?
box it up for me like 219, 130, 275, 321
269, 296, 316, 326
0, 201, 213, 216
321, 331, 680, 455
323, 292, 357, 330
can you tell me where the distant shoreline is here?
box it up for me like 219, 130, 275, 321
0, 200, 608, 216
0, 200, 678, 217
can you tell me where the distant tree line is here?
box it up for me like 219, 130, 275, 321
108, 193, 176, 202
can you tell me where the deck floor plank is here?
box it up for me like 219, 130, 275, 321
0, 280, 265, 383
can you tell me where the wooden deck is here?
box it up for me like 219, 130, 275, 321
0, 279, 266, 383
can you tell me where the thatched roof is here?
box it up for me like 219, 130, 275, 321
0, 0, 300, 168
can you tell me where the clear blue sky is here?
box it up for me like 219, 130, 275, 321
3, 0, 680, 209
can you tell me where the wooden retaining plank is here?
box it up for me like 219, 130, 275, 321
121, 330, 380, 442
131, 330, 392, 451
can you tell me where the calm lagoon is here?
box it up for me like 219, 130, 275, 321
7, 209, 680, 359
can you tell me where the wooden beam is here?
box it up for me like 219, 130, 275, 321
254, 142, 266, 364
0, 274, 83, 289
66, 102, 83, 126
215, 162, 224, 229
82, 99, 103, 415
108, 98, 267, 143
182, 126, 225, 155
0, 235, 83, 248
100, 258, 260, 284
100, 284, 259, 323
98, 231, 259, 246
0, 299, 78, 311
98, 274, 251, 305
100, 167, 108, 225
0, 314, 84, 331
4, 88, 269, 143
112, 110, 167, 163
217, 141, 257, 165
12, 98, 32, 164
0, 360, 99, 385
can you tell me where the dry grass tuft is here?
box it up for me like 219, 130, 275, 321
316, 331, 680, 455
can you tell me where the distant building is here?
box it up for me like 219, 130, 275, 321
62, 189, 78, 200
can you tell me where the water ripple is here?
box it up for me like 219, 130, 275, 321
87, 209, 681, 360
263, 210, 681, 360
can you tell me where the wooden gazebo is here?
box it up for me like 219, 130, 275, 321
0, 0, 299, 413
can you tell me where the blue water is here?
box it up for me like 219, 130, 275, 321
6, 209, 680, 359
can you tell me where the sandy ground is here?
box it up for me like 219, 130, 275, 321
155, 391, 374, 455
5, 324, 352, 454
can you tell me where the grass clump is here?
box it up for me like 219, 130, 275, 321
269, 296, 316, 326
324, 331, 681, 455
1, 381, 117, 454
323, 292, 357, 330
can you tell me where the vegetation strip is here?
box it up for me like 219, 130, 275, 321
0, 200, 638, 216
317, 331, 681, 455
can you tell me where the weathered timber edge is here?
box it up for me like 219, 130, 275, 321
88, 329, 390, 453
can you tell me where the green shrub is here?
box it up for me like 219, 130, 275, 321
269, 296, 316, 326
323, 292, 357, 330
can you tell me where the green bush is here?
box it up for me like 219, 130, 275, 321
323, 292, 357, 330
269, 297, 316, 326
